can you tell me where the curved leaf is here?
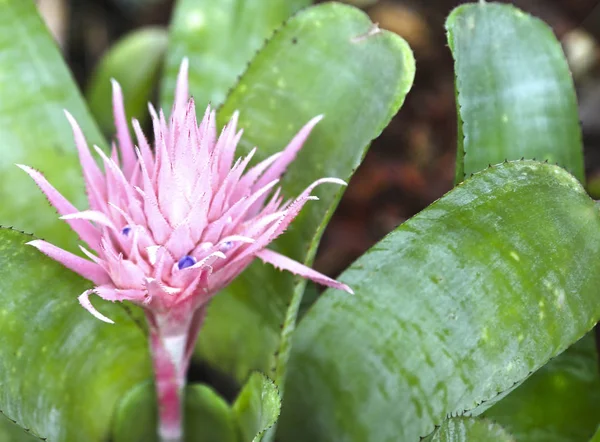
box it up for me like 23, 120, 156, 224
197, 2, 415, 384
87, 27, 168, 135
0, 228, 151, 441
278, 161, 600, 442
112, 382, 239, 442
484, 333, 600, 442
0, 415, 42, 442
426, 417, 514, 442
447, 3, 583, 183
160, 0, 310, 109
0, 0, 104, 248
233, 373, 281, 442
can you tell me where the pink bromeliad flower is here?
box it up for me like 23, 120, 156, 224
19, 59, 352, 441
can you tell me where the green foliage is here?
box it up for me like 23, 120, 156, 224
196, 1, 415, 385
0, 0, 598, 440
446, 4, 598, 441
112, 382, 239, 442
0, 0, 104, 249
0, 228, 151, 441
591, 425, 600, 442
86, 27, 169, 136
278, 161, 600, 441
113, 372, 280, 442
161, 0, 310, 109
425, 417, 515, 442
484, 334, 600, 441
0, 415, 42, 442
232, 373, 281, 442
447, 2, 583, 183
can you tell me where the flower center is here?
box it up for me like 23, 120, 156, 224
177, 255, 196, 270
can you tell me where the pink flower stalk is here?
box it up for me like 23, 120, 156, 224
20, 59, 352, 442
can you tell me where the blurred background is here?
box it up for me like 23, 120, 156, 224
35, 0, 600, 279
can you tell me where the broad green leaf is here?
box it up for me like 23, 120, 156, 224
233, 373, 281, 442
197, 2, 415, 384
0, 0, 104, 248
447, 3, 583, 183
87, 27, 168, 136
484, 333, 600, 441
425, 417, 514, 442
278, 161, 600, 442
161, 0, 310, 109
0, 228, 151, 441
591, 425, 600, 442
0, 415, 41, 442
113, 382, 238, 442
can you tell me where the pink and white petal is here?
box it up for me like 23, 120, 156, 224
227, 179, 280, 227
164, 221, 197, 259
107, 257, 147, 289
256, 249, 353, 294
64, 110, 106, 211
184, 251, 226, 271
136, 148, 172, 243
236, 152, 282, 199
199, 108, 217, 157
78, 289, 114, 324
60, 210, 116, 229
173, 57, 189, 117
27, 240, 110, 285
145, 278, 180, 310
213, 112, 240, 183
230, 196, 318, 265
132, 118, 155, 172
111, 79, 137, 178
252, 115, 323, 193
95, 285, 147, 303
78, 245, 102, 264
17, 165, 101, 249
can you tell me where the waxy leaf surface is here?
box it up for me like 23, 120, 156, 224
161, 0, 310, 109
447, 3, 583, 183
0, 0, 104, 247
196, 2, 415, 384
484, 333, 600, 442
232, 373, 281, 442
0, 415, 41, 442
278, 161, 600, 441
0, 228, 151, 441
425, 418, 514, 442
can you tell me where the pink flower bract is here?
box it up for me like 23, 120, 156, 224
20, 59, 352, 326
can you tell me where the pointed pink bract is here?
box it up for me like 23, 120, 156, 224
22, 60, 352, 324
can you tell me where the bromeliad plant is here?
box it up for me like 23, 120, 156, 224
0, 1, 599, 442
20, 58, 352, 441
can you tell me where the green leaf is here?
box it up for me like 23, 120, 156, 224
484, 333, 600, 441
277, 161, 600, 442
0, 415, 42, 442
0, 0, 105, 248
86, 27, 168, 136
446, 2, 583, 183
161, 0, 310, 109
197, 2, 415, 384
425, 417, 514, 442
0, 228, 151, 441
112, 382, 239, 442
591, 425, 600, 442
233, 373, 281, 442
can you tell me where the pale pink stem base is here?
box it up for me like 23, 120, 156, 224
146, 307, 206, 442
